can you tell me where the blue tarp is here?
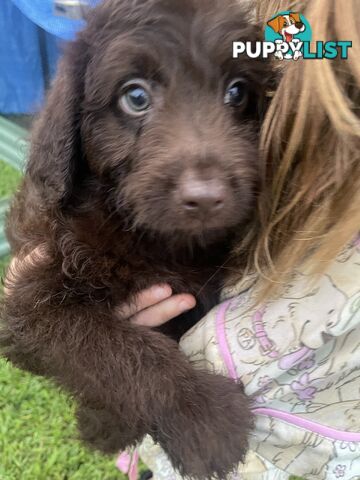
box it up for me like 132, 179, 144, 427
10, 0, 89, 41
0, 0, 99, 114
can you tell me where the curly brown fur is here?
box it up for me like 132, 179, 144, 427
0, 0, 272, 478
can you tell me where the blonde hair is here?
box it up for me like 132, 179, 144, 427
232, 0, 360, 301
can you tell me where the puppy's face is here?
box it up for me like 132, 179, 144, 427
80, 0, 270, 240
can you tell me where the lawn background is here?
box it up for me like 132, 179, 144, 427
0, 158, 303, 479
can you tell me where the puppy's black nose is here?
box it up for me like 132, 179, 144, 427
295, 21, 303, 29
177, 172, 227, 216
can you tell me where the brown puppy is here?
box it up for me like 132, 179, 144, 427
0, 0, 271, 478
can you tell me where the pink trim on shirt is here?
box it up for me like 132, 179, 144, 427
216, 300, 238, 380
129, 450, 139, 480
253, 407, 360, 442
116, 449, 138, 480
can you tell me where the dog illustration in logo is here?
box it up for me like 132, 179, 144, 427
267, 13, 306, 60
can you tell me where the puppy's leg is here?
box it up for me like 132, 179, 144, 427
0, 266, 252, 479
76, 404, 143, 453
75, 371, 252, 479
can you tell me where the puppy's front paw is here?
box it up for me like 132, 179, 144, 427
157, 372, 253, 479
77, 405, 144, 454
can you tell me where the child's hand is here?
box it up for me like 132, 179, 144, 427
3, 248, 196, 328
116, 284, 196, 327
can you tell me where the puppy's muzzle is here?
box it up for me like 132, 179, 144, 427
176, 169, 228, 218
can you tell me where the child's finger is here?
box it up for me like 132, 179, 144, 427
115, 284, 173, 319
130, 293, 196, 327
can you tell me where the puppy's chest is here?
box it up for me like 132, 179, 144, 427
102, 230, 228, 298
111, 251, 224, 302
66, 217, 230, 309
111, 253, 224, 340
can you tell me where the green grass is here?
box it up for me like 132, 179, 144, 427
0, 161, 22, 198
0, 157, 304, 479
0, 255, 10, 278
0, 359, 123, 480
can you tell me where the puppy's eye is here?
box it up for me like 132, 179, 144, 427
224, 79, 248, 108
119, 79, 152, 117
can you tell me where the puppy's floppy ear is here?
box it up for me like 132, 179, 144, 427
267, 16, 283, 33
290, 13, 301, 23
28, 40, 89, 207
